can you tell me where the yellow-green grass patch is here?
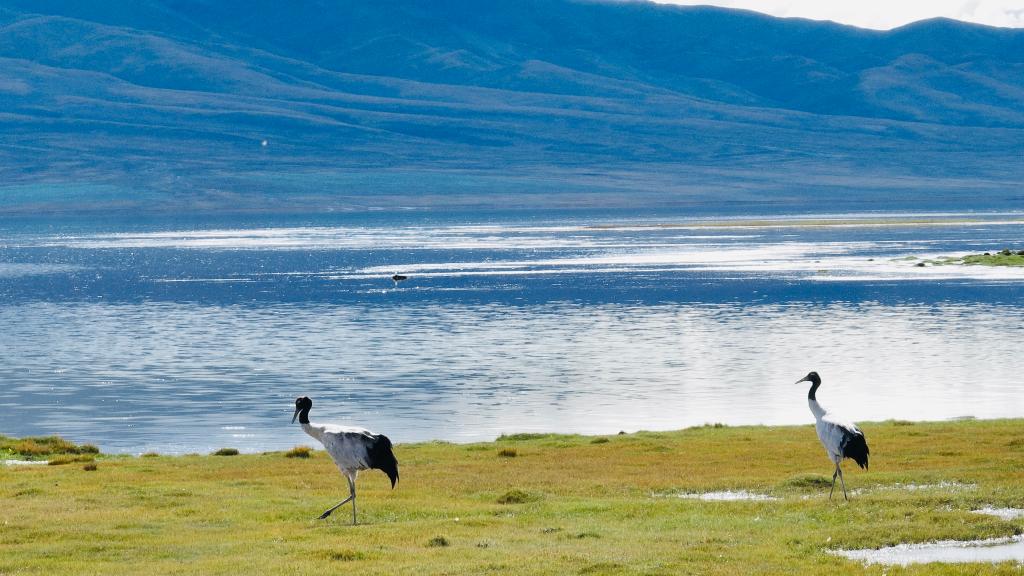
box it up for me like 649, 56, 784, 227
2, 419, 1024, 574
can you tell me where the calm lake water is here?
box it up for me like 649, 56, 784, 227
1, 212, 1023, 454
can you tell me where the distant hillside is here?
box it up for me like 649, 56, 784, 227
0, 0, 1022, 214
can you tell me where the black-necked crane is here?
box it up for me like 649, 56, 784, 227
292, 396, 399, 524
795, 371, 869, 501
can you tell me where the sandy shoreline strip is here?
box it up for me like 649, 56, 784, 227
586, 217, 1024, 230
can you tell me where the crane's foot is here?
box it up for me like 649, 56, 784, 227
317, 509, 334, 520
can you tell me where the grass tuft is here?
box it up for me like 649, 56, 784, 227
212, 448, 239, 456
579, 561, 623, 574
141, 452, 160, 458
590, 437, 610, 444
497, 433, 557, 441
83, 462, 98, 471
426, 536, 450, 547
323, 549, 366, 561
12, 440, 54, 457
1, 435, 100, 458
497, 448, 518, 458
778, 473, 832, 490
496, 489, 539, 504
285, 446, 313, 458
48, 455, 95, 466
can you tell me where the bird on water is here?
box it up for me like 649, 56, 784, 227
795, 371, 869, 501
391, 274, 408, 286
292, 396, 399, 524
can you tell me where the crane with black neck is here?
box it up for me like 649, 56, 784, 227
292, 396, 399, 524
796, 371, 870, 501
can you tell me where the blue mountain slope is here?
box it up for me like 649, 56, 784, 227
0, 0, 1022, 214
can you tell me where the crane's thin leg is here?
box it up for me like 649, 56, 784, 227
318, 473, 358, 521
837, 465, 848, 501
348, 474, 357, 526
317, 494, 353, 520
829, 465, 839, 501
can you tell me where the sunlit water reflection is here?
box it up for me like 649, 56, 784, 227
2, 301, 1022, 454
1, 215, 1023, 453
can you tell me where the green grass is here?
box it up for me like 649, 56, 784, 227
919, 250, 1024, 267
0, 434, 100, 460
284, 445, 313, 459
47, 455, 96, 466
2, 419, 1024, 574
960, 251, 1024, 266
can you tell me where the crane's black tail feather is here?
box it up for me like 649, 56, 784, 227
368, 434, 399, 488
842, 432, 870, 470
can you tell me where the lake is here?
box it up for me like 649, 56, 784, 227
1, 211, 1023, 454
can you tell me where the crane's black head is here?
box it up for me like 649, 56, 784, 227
795, 371, 821, 386
795, 371, 822, 400
292, 396, 312, 424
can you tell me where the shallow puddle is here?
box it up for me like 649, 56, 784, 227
835, 535, 1024, 565
837, 481, 975, 498
675, 490, 777, 502
886, 481, 974, 492
974, 507, 1024, 520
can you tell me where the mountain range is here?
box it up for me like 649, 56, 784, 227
1, 0, 1022, 215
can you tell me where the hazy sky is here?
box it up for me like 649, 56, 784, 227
653, 0, 1024, 29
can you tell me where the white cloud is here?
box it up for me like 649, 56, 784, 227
651, 0, 1024, 29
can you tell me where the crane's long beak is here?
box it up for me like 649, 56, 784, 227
795, 376, 810, 384
291, 407, 300, 423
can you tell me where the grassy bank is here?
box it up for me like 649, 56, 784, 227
916, 249, 1024, 268
953, 250, 1024, 267
2, 419, 1024, 575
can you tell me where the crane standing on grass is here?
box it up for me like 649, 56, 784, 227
795, 371, 870, 501
292, 396, 399, 524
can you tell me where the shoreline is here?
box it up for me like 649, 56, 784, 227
3, 415, 1010, 458
586, 216, 1024, 231
1, 414, 1016, 458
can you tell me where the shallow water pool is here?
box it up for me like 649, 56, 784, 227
835, 536, 1024, 566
